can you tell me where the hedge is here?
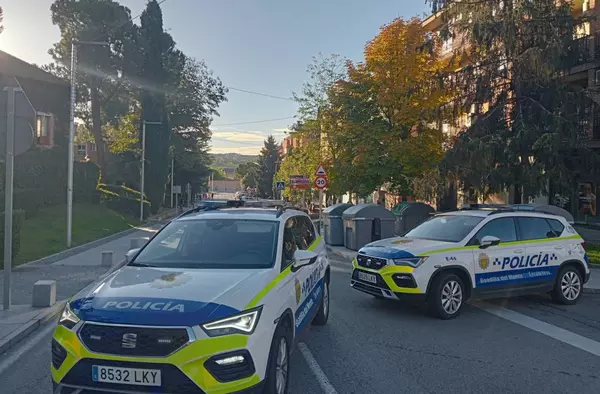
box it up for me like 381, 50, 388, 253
0, 148, 100, 218
99, 188, 151, 219
0, 209, 25, 263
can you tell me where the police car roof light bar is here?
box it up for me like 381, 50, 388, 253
459, 203, 512, 211
276, 205, 304, 218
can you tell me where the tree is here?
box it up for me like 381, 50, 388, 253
136, 0, 174, 212
258, 136, 282, 198
0, 7, 4, 35
48, 0, 138, 171
236, 162, 260, 189
428, 0, 598, 200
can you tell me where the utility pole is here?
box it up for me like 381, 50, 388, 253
140, 120, 162, 221
3, 87, 15, 310
170, 155, 174, 208
67, 39, 108, 248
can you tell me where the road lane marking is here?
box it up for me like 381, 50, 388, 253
0, 320, 56, 376
297, 342, 338, 394
476, 302, 600, 357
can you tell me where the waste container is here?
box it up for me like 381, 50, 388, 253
342, 204, 396, 251
323, 203, 353, 246
392, 202, 435, 235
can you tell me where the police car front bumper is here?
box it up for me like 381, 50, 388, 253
350, 260, 426, 301
51, 322, 268, 394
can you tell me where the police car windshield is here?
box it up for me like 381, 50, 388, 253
132, 219, 279, 269
404, 215, 484, 243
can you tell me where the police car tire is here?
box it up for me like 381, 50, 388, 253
264, 321, 292, 394
428, 273, 464, 320
312, 281, 329, 326
551, 266, 583, 305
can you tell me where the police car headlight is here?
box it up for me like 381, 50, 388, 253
59, 302, 80, 329
202, 306, 263, 337
392, 257, 428, 268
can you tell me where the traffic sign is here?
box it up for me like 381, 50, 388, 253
276, 181, 286, 191
315, 165, 327, 177
290, 175, 310, 190
314, 176, 328, 189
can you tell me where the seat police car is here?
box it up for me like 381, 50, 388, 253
350, 205, 590, 319
52, 204, 330, 394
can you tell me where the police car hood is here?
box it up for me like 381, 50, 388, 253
359, 237, 457, 258
68, 266, 272, 326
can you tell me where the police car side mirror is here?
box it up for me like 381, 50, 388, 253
125, 248, 141, 263
480, 236, 501, 249
292, 250, 318, 271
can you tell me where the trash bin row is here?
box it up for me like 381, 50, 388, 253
323, 202, 435, 251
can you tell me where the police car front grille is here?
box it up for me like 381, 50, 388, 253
61, 359, 205, 393
79, 323, 189, 357
356, 254, 387, 270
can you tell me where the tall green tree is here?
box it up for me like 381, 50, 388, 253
429, 0, 598, 201
236, 162, 260, 189
136, 0, 173, 212
47, 0, 137, 171
258, 136, 282, 198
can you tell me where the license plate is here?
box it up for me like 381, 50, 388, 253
358, 271, 377, 284
92, 365, 161, 387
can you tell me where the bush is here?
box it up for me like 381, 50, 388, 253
99, 189, 151, 219
0, 148, 100, 218
0, 209, 25, 262
74, 161, 101, 204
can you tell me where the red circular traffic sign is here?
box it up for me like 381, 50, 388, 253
314, 176, 328, 189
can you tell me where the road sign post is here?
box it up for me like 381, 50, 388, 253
314, 165, 328, 235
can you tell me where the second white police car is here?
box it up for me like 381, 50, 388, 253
51, 201, 330, 394
351, 205, 591, 319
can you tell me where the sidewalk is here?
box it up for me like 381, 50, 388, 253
326, 245, 600, 294
0, 222, 164, 354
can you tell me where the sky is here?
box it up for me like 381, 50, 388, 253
1, 0, 430, 155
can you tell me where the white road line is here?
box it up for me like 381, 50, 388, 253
0, 320, 56, 376
476, 302, 600, 357
297, 342, 338, 394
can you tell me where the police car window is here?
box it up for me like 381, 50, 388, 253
282, 217, 299, 271
472, 218, 517, 244
546, 219, 565, 237
131, 219, 279, 269
296, 216, 316, 249
404, 215, 484, 243
516, 217, 557, 240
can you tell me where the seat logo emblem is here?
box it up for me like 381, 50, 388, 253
122, 333, 138, 349
366, 259, 372, 267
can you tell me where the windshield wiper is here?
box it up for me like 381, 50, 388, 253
128, 262, 155, 267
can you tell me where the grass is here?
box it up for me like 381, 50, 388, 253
585, 243, 600, 266
14, 203, 141, 266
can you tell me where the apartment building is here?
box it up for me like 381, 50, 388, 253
422, 1, 600, 221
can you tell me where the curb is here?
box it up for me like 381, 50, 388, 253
0, 301, 65, 355
584, 287, 600, 294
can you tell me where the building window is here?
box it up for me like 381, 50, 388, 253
76, 144, 86, 157
37, 114, 50, 137
89, 143, 97, 152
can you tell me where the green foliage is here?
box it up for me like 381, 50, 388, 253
0, 148, 98, 218
98, 188, 150, 219
0, 210, 25, 263
235, 162, 260, 189
429, 0, 599, 199
211, 154, 259, 169
258, 136, 282, 198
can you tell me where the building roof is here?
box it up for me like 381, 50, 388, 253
0, 50, 68, 86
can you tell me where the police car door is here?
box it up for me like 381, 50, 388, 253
514, 217, 562, 291
290, 216, 322, 334
469, 217, 524, 297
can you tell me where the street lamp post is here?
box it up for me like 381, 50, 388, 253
140, 121, 162, 221
67, 39, 108, 248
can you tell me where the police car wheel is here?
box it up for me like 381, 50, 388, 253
428, 273, 464, 320
264, 322, 291, 394
551, 266, 583, 305
312, 281, 329, 326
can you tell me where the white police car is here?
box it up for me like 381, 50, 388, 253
52, 204, 330, 394
350, 207, 590, 319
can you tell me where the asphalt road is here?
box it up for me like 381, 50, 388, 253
1, 252, 599, 394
